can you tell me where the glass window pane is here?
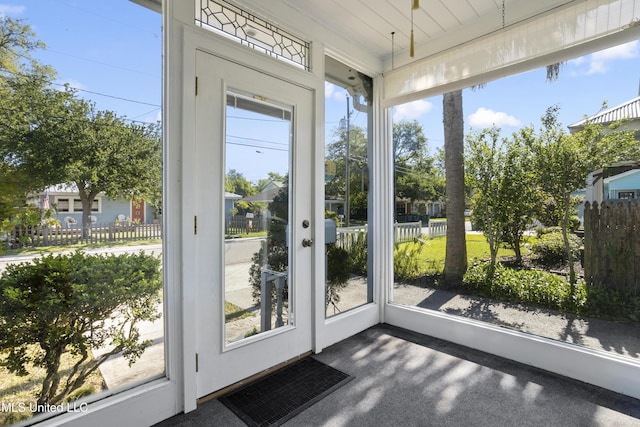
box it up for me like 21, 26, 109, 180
390, 44, 640, 364
0, 3, 163, 424
324, 56, 373, 318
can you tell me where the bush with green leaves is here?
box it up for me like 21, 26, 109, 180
568, 215, 581, 231
394, 239, 426, 280
463, 260, 587, 312
0, 251, 162, 406
530, 231, 581, 267
347, 231, 368, 276
582, 284, 640, 322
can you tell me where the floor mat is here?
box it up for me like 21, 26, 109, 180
219, 357, 352, 427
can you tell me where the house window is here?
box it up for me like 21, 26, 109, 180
57, 198, 70, 212
55, 197, 101, 213
618, 191, 635, 199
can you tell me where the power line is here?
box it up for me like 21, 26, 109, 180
3, 68, 161, 109
0, 105, 160, 127
46, 49, 159, 78
227, 134, 288, 147
50, 82, 161, 107
226, 141, 288, 152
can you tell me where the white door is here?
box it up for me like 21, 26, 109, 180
194, 50, 314, 397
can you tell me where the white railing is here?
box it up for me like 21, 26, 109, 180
335, 222, 424, 250
427, 221, 447, 238
394, 222, 422, 243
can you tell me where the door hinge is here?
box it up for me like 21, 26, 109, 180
195, 353, 199, 372
194, 215, 198, 235
195, 76, 198, 96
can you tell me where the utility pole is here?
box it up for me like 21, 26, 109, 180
341, 95, 351, 227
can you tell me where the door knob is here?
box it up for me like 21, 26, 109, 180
302, 238, 313, 247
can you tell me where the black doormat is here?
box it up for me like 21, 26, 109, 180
219, 357, 352, 427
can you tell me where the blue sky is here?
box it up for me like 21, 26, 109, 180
393, 40, 640, 150
0, 1, 161, 125
2, 2, 639, 181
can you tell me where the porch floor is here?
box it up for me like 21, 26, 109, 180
155, 324, 640, 426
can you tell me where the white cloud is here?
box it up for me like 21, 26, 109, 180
0, 4, 26, 16
468, 107, 521, 128
325, 82, 345, 101
392, 100, 433, 122
572, 40, 639, 75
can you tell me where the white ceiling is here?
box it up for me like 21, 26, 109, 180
234, 0, 577, 71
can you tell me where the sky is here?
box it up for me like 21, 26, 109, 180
0, 1, 162, 124
2, 1, 639, 182
393, 40, 640, 150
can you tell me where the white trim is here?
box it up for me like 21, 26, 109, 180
604, 168, 640, 183
164, 0, 190, 416
385, 304, 640, 400
382, 0, 640, 107
54, 197, 102, 214
39, 380, 177, 427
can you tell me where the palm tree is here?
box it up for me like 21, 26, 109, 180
442, 89, 467, 286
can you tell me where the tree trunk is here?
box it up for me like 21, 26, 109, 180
443, 90, 467, 287
78, 186, 97, 240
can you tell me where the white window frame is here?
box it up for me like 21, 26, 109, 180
55, 197, 102, 213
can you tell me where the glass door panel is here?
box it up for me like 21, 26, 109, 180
224, 90, 293, 344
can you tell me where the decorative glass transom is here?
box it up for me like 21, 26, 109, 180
195, 0, 310, 71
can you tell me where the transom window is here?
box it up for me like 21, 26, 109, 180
195, 0, 310, 71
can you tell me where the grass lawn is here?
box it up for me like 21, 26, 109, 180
225, 301, 253, 322
0, 348, 105, 427
398, 233, 537, 275
1, 238, 162, 257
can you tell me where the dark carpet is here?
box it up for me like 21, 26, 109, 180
218, 357, 352, 426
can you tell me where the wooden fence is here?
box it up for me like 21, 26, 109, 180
5, 222, 162, 248
225, 216, 267, 235
584, 201, 640, 295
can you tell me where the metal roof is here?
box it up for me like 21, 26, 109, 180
569, 96, 640, 130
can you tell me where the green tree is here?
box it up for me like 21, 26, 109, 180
325, 125, 368, 221
466, 127, 540, 266
0, 251, 162, 406
393, 120, 441, 206
498, 128, 539, 263
225, 169, 255, 197
0, 16, 55, 221
529, 105, 637, 286
3, 87, 162, 238
465, 127, 504, 269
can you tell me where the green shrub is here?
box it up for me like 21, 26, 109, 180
347, 232, 368, 276
463, 260, 587, 312
535, 226, 561, 238
0, 251, 162, 406
530, 231, 581, 266
394, 239, 426, 280
568, 215, 581, 231
326, 244, 351, 308
583, 284, 640, 322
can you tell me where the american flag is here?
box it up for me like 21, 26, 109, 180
43, 191, 50, 210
